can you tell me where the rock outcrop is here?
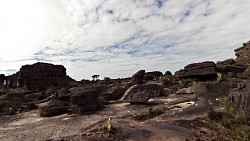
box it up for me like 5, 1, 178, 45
234, 41, 250, 78
175, 61, 217, 80
131, 70, 145, 85
225, 80, 250, 114
17, 62, 68, 90
70, 87, 101, 114
121, 83, 166, 104
216, 59, 245, 77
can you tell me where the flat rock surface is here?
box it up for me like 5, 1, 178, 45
0, 95, 206, 141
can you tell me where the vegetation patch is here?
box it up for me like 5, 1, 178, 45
194, 110, 250, 141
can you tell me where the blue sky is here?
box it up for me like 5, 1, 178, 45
0, 0, 250, 80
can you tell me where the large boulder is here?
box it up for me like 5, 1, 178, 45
144, 71, 163, 81
17, 62, 69, 90
70, 87, 101, 114
176, 82, 231, 99
40, 100, 67, 117
56, 87, 72, 100
225, 80, 250, 114
131, 70, 145, 85
101, 86, 127, 101
121, 83, 166, 104
175, 61, 217, 80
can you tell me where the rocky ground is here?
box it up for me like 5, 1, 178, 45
0, 40, 250, 141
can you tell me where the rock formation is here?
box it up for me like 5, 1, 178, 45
17, 62, 69, 90
234, 40, 250, 77
121, 83, 166, 103
175, 61, 217, 80
216, 59, 245, 77
131, 70, 145, 85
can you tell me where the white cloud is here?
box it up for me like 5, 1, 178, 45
1, 0, 250, 80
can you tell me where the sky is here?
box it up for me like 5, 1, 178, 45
0, 0, 250, 80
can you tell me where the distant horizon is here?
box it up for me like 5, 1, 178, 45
1, 0, 250, 80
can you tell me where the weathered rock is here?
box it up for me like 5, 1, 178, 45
234, 40, 250, 78
225, 80, 250, 114
144, 71, 163, 81
40, 100, 67, 117
17, 62, 69, 90
175, 61, 217, 80
216, 59, 245, 76
25, 92, 46, 100
175, 88, 193, 95
56, 87, 72, 100
121, 83, 165, 104
131, 70, 145, 85
101, 86, 127, 101
70, 87, 101, 113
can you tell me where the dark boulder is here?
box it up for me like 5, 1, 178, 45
17, 62, 69, 90
164, 71, 172, 76
101, 86, 127, 101
131, 70, 145, 85
121, 83, 166, 104
40, 100, 67, 117
175, 61, 217, 80
56, 87, 72, 100
144, 71, 163, 81
70, 87, 101, 114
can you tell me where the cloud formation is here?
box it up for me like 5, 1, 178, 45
1, 0, 250, 80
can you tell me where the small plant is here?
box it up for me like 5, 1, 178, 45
217, 72, 222, 81
107, 117, 112, 133
216, 98, 235, 112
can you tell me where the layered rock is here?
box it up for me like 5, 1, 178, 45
17, 62, 68, 90
225, 80, 250, 114
175, 61, 217, 80
121, 83, 166, 104
216, 59, 245, 77
234, 40, 250, 77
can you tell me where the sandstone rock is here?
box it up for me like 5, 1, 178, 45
25, 92, 46, 100
144, 71, 163, 81
121, 83, 165, 104
225, 80, 250, 114
70, 88, 101, 114
234, 41, 250, 78
40, 100, 67, 117
56, 87, 72, 100
17, 62, 69, 90
131, 70, 145, 85
175, 61, 217, 80
216, 59, 245, 76
175, 88, 193, 95
101, 86, 127, 101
